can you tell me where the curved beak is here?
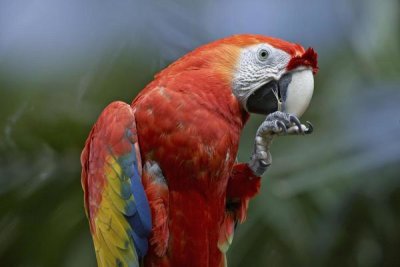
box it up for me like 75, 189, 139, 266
246, 69, 314, 117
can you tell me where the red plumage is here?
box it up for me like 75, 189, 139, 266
133, 65, 250, 266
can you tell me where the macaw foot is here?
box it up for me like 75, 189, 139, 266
257, 111, 313, 136
248, 111, 313, 176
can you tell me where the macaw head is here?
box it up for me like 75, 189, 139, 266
158, 34, 318, 118
226, 35, 318, 117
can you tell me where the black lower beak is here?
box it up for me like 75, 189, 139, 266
246, 73, 292, 115
246, 80, 279, 115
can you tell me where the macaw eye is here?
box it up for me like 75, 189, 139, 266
257, 49, 269, 61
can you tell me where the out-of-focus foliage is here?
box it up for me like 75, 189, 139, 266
0, 0, 399, 266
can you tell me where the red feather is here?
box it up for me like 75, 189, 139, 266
287, 47, 319, 74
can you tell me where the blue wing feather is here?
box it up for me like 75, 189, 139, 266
121, 132, 152, 259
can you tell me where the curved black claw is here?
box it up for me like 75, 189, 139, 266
304, 121, 314, 134
289, 115, 304, 134
276, 121, 287, 134
260, 159, 269, 167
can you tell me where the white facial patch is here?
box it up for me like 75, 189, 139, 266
284, 69, 314, 117
232, 43, 291, 108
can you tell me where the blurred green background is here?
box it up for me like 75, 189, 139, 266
1, 0, 399, 266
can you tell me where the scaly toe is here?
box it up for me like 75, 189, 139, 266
289, 115, 304, 134
276, 121, 287, 134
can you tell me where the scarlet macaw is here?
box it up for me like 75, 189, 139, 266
81, 34, 318, 267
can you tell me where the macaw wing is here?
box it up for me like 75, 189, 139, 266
81, 101, 152, 267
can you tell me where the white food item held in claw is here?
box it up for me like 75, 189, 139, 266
284, 69, 314, 117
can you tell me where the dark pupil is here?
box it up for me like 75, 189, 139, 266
260, 51, 267, 58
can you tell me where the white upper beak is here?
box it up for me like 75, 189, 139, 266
283, 69, 314, 117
